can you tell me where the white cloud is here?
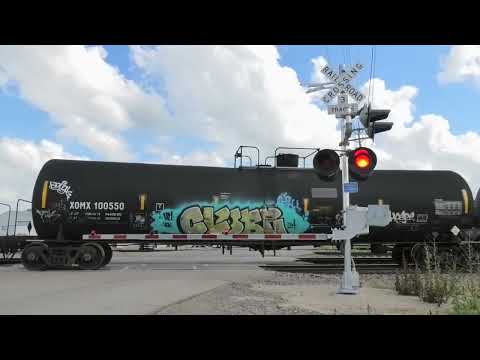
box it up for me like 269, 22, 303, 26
438, 45, 480, 85
0, 46, 173, 161
151, 150, 226, 167
311, 56, 330, 83
359, 78, 480, 195
307, 56, 331, 103
0, 137, 87, 205
130, 45, 341, 160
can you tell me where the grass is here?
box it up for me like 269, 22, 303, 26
394, 242, 478, 309
451, 279, 480, 315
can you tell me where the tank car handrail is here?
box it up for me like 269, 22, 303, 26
236, 155, 252, 167
264, 156, 276, 167
274, 147, 320, 168
303, 150, 319, 168
14, 199, 32, 237
0, 202, 11, 236
234, 146, 260, 168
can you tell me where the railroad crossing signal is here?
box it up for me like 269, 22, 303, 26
306, 62, 369, 295
358, 104, 393, 140
305, 60, 393, 295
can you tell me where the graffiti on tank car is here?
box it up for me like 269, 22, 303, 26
151, 195, 311, 234
49, 180, 73, 200
170, 205, 291, 234
276, 193, 301, 212
36, 209, 62, 223
391, 211, 415, 224
177, 206, 287, 234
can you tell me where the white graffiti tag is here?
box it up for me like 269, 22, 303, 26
392, 211, 415, 224
49, 180, 73, 200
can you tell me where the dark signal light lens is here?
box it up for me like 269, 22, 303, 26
313, 149, 340, 181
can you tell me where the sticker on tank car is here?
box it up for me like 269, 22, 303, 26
434, 199, 462, 216
416, 214, 428, 223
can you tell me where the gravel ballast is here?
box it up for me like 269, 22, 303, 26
157, 272, 451, 315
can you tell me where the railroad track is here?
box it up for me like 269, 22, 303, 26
312, 251, 391, 257
0, 258, 22, 265
261, 263, 402, 274
298, 257, 395, 265
261, 254, 402, 274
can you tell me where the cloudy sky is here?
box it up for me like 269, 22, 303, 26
1, 45, 480, 206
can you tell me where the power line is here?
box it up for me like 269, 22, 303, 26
371, 45, 377, 107
367, 45, 374, 104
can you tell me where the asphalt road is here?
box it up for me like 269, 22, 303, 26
0, 246, 315, 315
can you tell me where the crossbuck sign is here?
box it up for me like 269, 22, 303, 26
321, 63, 365, 105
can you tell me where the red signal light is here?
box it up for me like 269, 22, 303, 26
348, 147, 377, 181
353, 149, 371, 169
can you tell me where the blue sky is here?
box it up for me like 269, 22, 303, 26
1, 45, 480, 203
2, 45, 475, 153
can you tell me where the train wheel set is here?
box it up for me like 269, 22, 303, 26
21, 242, 113, 271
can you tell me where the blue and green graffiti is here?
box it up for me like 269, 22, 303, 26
151, 194, 310, 234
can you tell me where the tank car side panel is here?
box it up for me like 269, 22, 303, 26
149, 167, 328, 235
32, 160, 267, 239
32, 160, 475, 241
351, 170, 474, 233
33, 160, 343, 239
268, 168, 343, 232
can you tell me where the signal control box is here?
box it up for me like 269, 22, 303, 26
331, 204, 392, 241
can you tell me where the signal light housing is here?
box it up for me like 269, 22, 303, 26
313, 149, 340, 181
358, 104, 393, 140
348, 147, 377, 181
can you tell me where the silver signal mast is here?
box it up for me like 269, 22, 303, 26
306, 62, 392, 295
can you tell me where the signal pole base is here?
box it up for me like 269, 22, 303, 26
337, 270, 360, 295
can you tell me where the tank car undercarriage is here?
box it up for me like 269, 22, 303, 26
21, 241, 112, 271
386, 229, 480, 269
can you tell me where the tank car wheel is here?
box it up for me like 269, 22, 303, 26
77, 243, 105, 270
21, 243, 49, 271
101, 244, 113, 266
